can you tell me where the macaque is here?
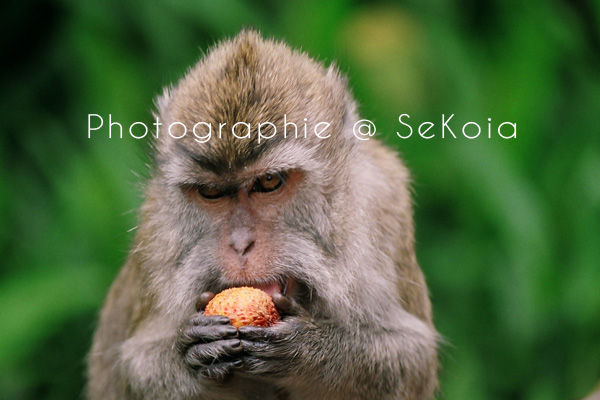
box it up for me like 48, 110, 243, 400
87, 30, 438, 400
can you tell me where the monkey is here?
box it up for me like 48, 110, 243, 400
86, 30, 439, 400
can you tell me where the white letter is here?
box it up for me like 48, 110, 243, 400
129, 122, 148, 139
498, 122, 517, 139
109, 114, 123, 139
193, 122, 212, 143
284, 114, 297, 138
153, 117, 162, 138
419, 122, 435, 139
232, 122, 251, 139
314, 122, 331, 139
218, 122, 226, 139
168, 122, 187, 139
88, 114, 103, 138
301, 118, 308, 138
442, 114, 456, 138
396, 114, 413, 139
258, 122, 277, 143
462, 122, 481, 139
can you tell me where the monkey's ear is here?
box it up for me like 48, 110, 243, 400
154, 86, 173, 121
341, 94, 359, 133
325, 63, 346, 86
151, 86, 179, 156
324, 63, 360, 141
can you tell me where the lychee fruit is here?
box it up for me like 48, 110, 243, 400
204, 287, 281, 328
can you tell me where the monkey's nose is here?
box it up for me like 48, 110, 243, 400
229, 229, 255, 256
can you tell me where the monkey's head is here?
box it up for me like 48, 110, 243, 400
136, 30, 403, 323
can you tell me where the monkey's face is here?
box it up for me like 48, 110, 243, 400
141, 32, 357, 313
146, 133, 348, 312
182, 165, 306, 297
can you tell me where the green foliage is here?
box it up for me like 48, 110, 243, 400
1, 0, 599, 398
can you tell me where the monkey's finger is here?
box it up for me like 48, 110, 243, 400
271, 293, 291, 313
273, 295, 310, 318
184, 339, 243, 367
179, 324, 239, 347
238, 354, 284, 377
197, 359, 243, 382
238, 326, 284, 341
188, 314, 231, 327
239, 339, 277, 355
195, 292, 215, 311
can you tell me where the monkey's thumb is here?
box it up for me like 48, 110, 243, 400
272, 293, 308, 318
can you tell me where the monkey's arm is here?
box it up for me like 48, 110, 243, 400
94, 307, 244, 400
118, 319, 202, 399
87, 260, 236, 400
237, 298, 438, 400
87, 261, 139, 400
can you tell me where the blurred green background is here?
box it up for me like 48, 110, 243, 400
1, 0, 599, 399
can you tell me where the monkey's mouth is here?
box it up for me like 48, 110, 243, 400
222, 276, 296, 298
253, 277, 295, 297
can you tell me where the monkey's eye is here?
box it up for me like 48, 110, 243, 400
197, 186, 225, 199
252, 173, 284, 193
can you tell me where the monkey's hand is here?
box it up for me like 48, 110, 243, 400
177, 292, 244, 382
236, 293, 314, 380
237, 293, 438, 399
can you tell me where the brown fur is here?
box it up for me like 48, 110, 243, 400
87, 30, 438, 400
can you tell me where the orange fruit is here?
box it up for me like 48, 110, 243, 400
204, 287, 281, 328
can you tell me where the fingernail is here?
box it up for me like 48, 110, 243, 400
272, 293, 291, 312
196, 292, 215, 311
227, 327, 238, 337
